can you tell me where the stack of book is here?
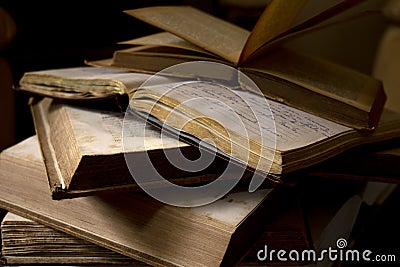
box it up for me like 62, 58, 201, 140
1, 0, 400, 266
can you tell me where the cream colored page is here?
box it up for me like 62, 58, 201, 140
119, 32, 214, 55
3, 212, 30, 223
268, 98, 351, 151
65, 105, 186, 156
191, 189, 272, 226
2, 135, 42, 162
237, 90, 351, 151
140, 81, 350, 152
137, 81, 276, 153
124, 6, 250, 64
20, 66, 155, 96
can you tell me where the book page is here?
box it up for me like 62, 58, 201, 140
243, 48, 380, 111
64, 105, 186, 156
240, 0, 308, 64
192, 189, 271, 226
19, 66, 154, 98
137, 81, 351, 153
124, 6, 250, 64
3, 212, 30, 222
240, 0, 369, 64
119, 32, 214, 55
1, 136, 42, 163
268, 98, 351, 151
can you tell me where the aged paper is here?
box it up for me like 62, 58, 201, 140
124, 6, 250, 64
135, 80, 350, 153
20, 66, 154, 97
132, 80, 354, 175
65, 105, 186, 156
119, 32, 214, 55
240, 0, 308, 63
244, 48, 379, 111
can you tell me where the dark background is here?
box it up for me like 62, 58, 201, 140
0, 0, 214, 145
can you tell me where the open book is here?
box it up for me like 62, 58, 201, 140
22, 68, 400, 196
0, 135, 304, 267
30, 97, 234, 199
127, 78, 400, 191
87, 0, 386, 131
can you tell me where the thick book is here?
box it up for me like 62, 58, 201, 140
0, 135, 303, 267
1, 198, 309, 266
126, 78, 400, 190
0, 212, 140, 266
29, 97, 234, 200
88, 0, 387, 131
4, 183, 389, 266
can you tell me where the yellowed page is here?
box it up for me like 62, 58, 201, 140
239, 0, 308, 64
191, 189, 272, 225
133, 80, 351, 174
0, 136, 42, 165
19, 66, 153, 98
243, 48, 381, 111
63, 104, 186, 156
124, 6, 249, 64
1, 211, 141, 263
119, 32, 214, 55
240, 0, 370, 64
138, 81, 350, 148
